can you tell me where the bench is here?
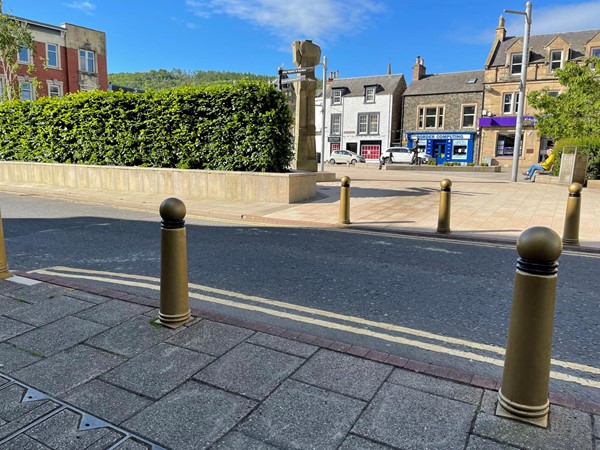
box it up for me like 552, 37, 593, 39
531, 165, 554, 182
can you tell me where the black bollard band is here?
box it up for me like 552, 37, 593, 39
441, 187, 451, 192
516, 257, 558, 275
161, 218, 185, 229
568, 192, 581, 198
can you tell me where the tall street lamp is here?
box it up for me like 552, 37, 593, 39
505, 2, 532, 182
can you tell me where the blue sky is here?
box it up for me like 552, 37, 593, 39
5, 0, 600, 81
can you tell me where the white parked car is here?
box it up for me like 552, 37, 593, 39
328, 150, 365, 165
380, 147, 433, 165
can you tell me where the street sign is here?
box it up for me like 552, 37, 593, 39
280, 67, 314, 75
279, 76, 306, 85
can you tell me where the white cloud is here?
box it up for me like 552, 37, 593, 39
186, 0, 384, 43
64, 1, 96, 13
504, 1, 600, 35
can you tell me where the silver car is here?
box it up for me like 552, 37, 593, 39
328, 150, 365, 165
380, 147, 432, 164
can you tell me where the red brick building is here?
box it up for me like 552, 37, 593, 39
10, 16, 107, 100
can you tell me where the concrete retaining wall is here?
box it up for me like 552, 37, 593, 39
0, 162, 317, 204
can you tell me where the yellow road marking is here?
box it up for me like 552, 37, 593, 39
30, 266, 600, 387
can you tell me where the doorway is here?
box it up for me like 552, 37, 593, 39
433, 141, 446, 165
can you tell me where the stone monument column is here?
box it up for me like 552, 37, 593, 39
292, 40, 321, 172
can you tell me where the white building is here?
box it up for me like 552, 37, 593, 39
316, 73, 406, 163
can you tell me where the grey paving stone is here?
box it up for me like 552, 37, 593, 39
240, 379, 365, 450
388, 368, 483, 405
4, 296, 93, 327
475, 405, 593, 450
247, 332, 318, 358
4, 284, 70, 304
466, 435, 520, 449
26, 408, 112, 450
292, 349, 392, 401
8, 316, 108, 357
74, 299, 152, 326
64, 379, 153, 425
480, 389, 498, 415
194, 342, 304, 400
212, 431, 280, 449
0, 316, 34, 341
13, 345, 125, 396
0, 402, 61, 440
110, 438, 151, 449
0, 384, 52, 422
79, 430, 129, 450
338, 435, 394, 449
143, 308, 160, 318
167, 320, 254, 357
0, 433, 52, 449
0, 295, 28, 315
594, 414, 599, 438
352, 382, 475, 449
0, 343, 42, 372
101, 343, 213, 399
124, 381, 256, 450
86, 316, 179, 358
63, 290, 111, 304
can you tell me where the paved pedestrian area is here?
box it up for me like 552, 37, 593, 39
0, 275, 598, 450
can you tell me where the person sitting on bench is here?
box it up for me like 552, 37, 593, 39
524, 149, 555, 180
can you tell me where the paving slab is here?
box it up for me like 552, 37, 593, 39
466, 435, 521, 449
0, 402, 61, 440
74, 299, 153, 326
76, 430, 130, 450
0, 384, 53, 422
387, 368, 483, 404
352, 382, 476, 449
12, 345, 125, 396
212, 431, 279, 449
0, 433, 52, 449
0, 344, 42, 373
167, 320, 254, 357
101, 343, 213, 399
3, 295, 93, 327
62, 290, 111, 304
64, 379, 153, 425
292, 348, 392, 401
474, 405, 593, 450
194, 342, 304, 400
338, 434, 395, 449
239, 379, 365, 450
0, 295, 29, 315
85, 316, 179, 358
123, 381, 256, 450
0, 316, 34, 342
594, 414, 599, 438
3, 284, 70, 304
8, 316, 108, 357
246, 332, 318, 358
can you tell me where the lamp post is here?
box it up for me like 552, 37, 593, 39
319, 56, 327, 172
505, 2, 532, 182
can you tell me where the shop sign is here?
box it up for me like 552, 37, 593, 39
328, 136, 341, 143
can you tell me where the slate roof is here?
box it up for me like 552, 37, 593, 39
326, 74, 406, 98
403, 70, 484, 96
489, 29, 600, 67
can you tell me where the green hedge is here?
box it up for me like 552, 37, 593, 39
554, 136, 600, 179
0, 81, 294, 172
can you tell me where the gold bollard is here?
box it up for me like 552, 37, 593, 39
339, 176, 351, 225
496, 226, 562, 428
436, 179, 452, 234
158, 198, 191, 329
562, 182, 582, 246
0, 207, 11, 279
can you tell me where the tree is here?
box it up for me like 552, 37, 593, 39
0, 9, 35, 101
528, 57, 600, 140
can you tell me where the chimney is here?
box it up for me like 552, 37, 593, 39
496, 15, 506, 42
412, 56, 426, 82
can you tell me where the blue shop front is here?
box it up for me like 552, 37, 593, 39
406, 132, 476, 165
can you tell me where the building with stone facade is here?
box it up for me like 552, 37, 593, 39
402, 57, 484, 165
317, 73, 406, 163
7, 16, 107, 100
479, 17, 600, 168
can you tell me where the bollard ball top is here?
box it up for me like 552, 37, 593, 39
516, 226, 562, 262
440, 179, 452, 190
160, 197, 186, 221
341, 176, 351, 187
568, 182, 583, 195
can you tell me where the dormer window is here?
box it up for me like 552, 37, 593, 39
364, 86, 376, 103
332, 89, 342, 105
510, 53, 522, 75
550, 50, 563, 71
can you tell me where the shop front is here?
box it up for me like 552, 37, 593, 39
406, 132, 476, 165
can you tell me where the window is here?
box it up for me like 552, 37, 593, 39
418, 106, 444, 129
47, 43, 59, 68
502, 92, 520, 114
452, 140, 468, 160
364, 86, 376, 103
510, 53, 522, 75
48, 84, 62, 97
330, 114, 341, 135
18, 46, 31, 64
20, 82, 33, 100
332, 89, 342, 105
79, 49, 96, 73
550, 50, 562, 71
495, 133, 523, 157
466, 78, 477, 84
591, 48, 600, 69
357, 113, 379, 135
461, 105, 476, 128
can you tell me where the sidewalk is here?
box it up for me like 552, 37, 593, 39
1, 274, 598, 450
0, 167, 599, 449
